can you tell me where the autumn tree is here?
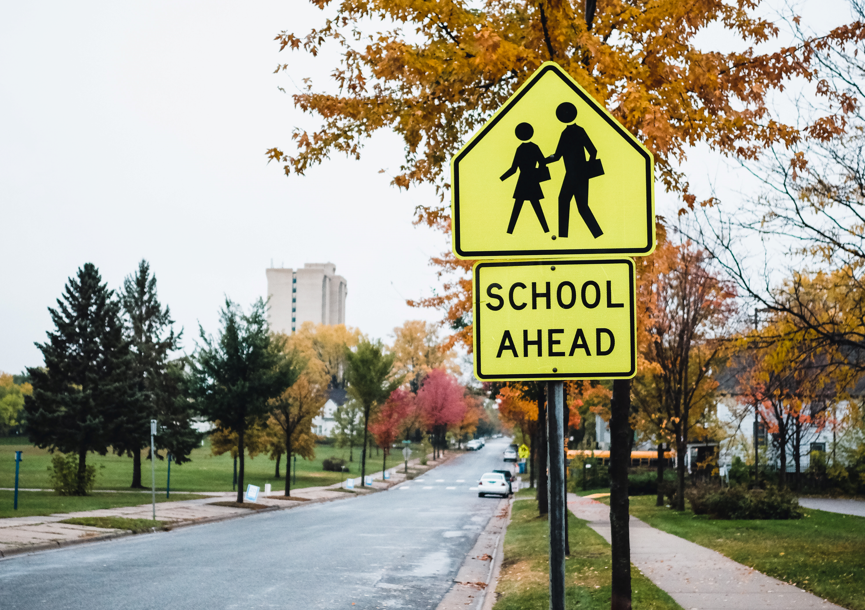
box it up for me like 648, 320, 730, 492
369, 387, 414, 473
269, 363, 326, 497
191, 299, 298, 503
417, 368, 467, 459
291, 322, 361, 389
631, 243, 734, 510
391, 320, 457, 392
454, 393, 486, 447
345, 338, 399, 486
24, 264, 137, 495
497, 384, 537, 485
0, 373, 31, 434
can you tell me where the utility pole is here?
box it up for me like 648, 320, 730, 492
166, 453, 172, 499
546, 381, 566, 610
150, 420, 157, 521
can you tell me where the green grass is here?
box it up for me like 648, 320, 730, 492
59, 516, 166, 533
627, 495, 865, 610
0, 438, 421, 493
0, 490, 207, 518
492, 498, 682, 610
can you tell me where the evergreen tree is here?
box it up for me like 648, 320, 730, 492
23, 263, 135, 495
115, 260, 199, 487
191, 298, 296, 503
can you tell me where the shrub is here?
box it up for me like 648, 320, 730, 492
728, 456, 751, 487
627, 470, 677, 496
322, 457, 347, 472
48, 453, 98, 495
684, 483, 802, 519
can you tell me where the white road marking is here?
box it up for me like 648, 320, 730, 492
435, 479, 444, 482
469, 487, 478, 491
400, 486, 410, 490
423, 486, 433, 490
446, 486, 456, 490
456, 479, 465, 483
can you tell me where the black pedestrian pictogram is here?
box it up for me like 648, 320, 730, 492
546, 102, 605, 238
500, 122, 551, 235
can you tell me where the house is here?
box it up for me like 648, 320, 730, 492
312, 387, 348, 437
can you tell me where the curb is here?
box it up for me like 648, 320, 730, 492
435, 496, 513, 610
0, 451, 461, 560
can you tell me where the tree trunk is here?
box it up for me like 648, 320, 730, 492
537, 393, 548, 516
656, 442, 665, 507
349, 440, 353, 462
275, 453, 281, 479
778, 421, 787, 489
383, 447, 387, 475
676, 429, 687, 512
236, 427, 246, 503
609, 379, 632, 610
793, 419, 802, 492
285, 428, 293, 497
131, 448, 144, 489
77, 448, 88, 496
361, 405, 371, 486
529, 428, 536, 489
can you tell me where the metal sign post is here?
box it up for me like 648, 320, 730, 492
402, 446, 412, 474
14, 451, 22, 510
150, 420, 157, 520
546, 382, 566, 610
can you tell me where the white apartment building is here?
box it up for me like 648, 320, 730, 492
266, 263, 347, 334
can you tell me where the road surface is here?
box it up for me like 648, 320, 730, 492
0, 438, 515, 610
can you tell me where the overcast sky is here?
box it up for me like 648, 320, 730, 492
0, 0, 853, 375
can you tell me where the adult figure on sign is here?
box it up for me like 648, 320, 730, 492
500, 122, 551, 235
546, 102, 605, 239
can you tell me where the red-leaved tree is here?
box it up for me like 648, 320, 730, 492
417, 369, 467, 459
369, 388, 414, 474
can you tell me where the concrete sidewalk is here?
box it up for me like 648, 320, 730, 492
568, 494, 844, 610
798, 497, 865, 518
1, 453, 452, 558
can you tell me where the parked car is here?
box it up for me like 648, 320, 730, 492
477, 472, 509, 498
492, 469, 515, 495
478, 437, 486, 448
503, 447, 518, 462
466, 439, 481, 451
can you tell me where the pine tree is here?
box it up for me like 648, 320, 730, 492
115, 260, 198, 488
191, 299, 296, 503
24, 263, 135, 495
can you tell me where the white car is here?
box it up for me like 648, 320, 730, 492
466, 439, 481, 451
503, 448, 518, 462
477, 472, 509, 498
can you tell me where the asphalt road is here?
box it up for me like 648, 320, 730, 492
0, 437, 515, 610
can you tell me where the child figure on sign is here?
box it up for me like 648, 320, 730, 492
500, 122, 551, 235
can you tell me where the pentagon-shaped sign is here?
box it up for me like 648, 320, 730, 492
451, 62, 655, 259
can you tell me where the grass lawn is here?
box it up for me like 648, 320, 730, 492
493, 498, 682, 610
627, 495, 865, 610
0, 490, 207, 518
0, 436, 424, 493
59, 516, 166, 533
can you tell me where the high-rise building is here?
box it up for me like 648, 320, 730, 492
266, 263, 347, 334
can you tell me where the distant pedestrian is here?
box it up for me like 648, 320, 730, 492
546, 102, 604, 238
500, 122, 551, 235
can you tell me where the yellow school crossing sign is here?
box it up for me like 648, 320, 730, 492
518, 444, 530, 459
473, 259, 636, 381
451, 62, 655, 260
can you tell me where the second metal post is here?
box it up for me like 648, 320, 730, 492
547, 381, 566, 610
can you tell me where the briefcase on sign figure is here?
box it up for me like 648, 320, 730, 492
585, 158, 604, 179
536, 163, 551, 182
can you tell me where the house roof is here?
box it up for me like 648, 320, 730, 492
328, 387, 348, 406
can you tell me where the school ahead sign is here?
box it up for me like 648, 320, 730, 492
451, 62, 655, 260
473, 259, 636, 381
